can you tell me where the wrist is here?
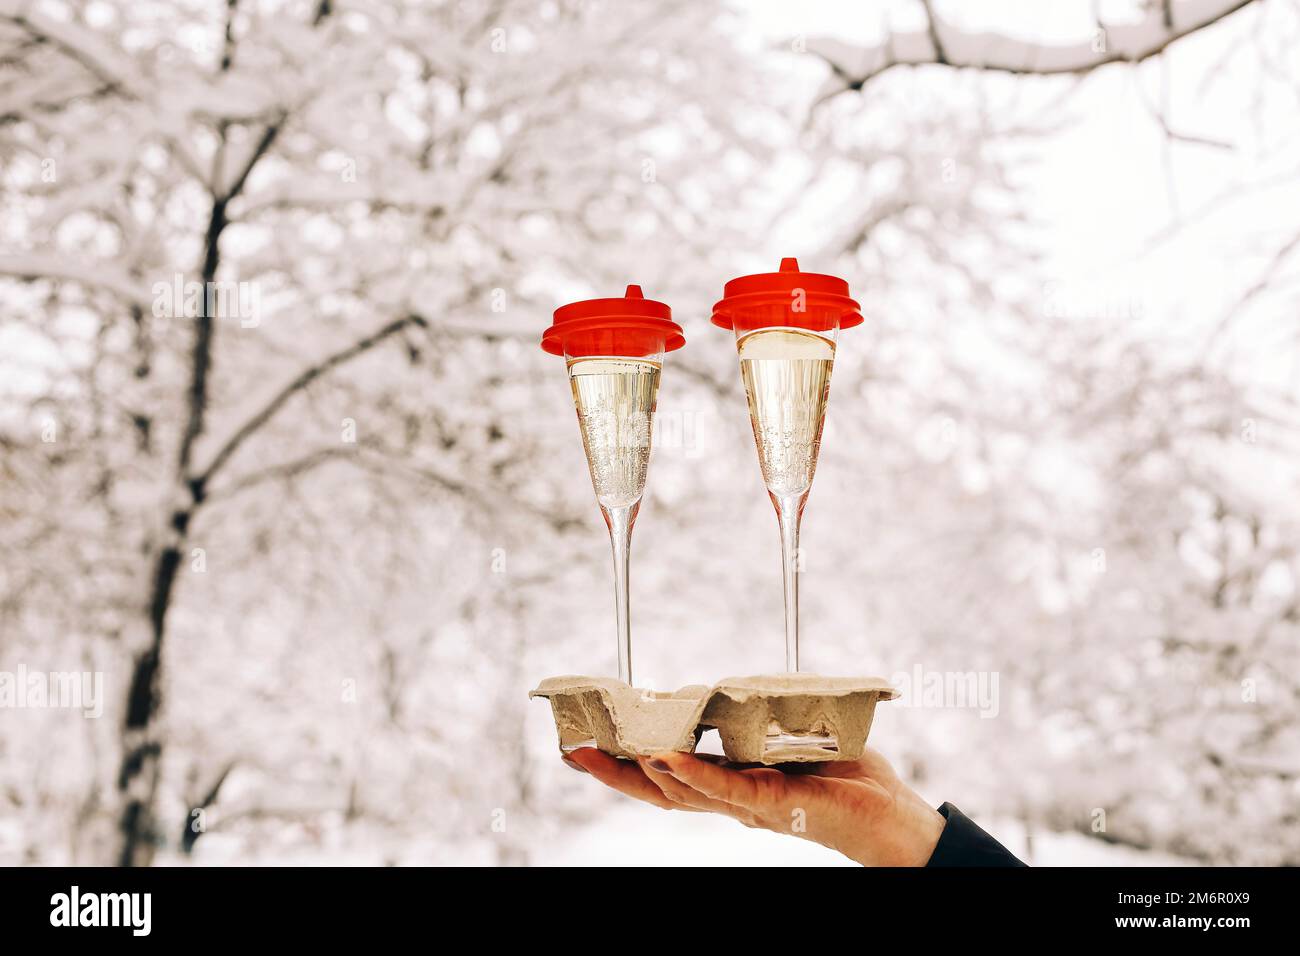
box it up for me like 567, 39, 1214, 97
844, 788, 946, 867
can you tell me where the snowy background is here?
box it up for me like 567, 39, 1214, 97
1, 0, 1297, 866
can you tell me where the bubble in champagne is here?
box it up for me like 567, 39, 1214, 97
737, 328, 834, 500
568, 357, 661, 509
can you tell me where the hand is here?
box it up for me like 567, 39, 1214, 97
564, 746, 945, 866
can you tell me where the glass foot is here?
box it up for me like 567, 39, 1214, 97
764, 732, 838, 754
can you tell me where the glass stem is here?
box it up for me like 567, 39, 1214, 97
605, 504, 635, 686
776, 493, 804, 673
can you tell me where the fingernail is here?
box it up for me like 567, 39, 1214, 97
562, 756, 589, 774
647, 758, 671, 773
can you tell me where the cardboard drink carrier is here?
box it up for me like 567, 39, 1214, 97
531, 674, 898, 764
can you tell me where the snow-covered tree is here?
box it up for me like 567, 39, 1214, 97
0, 0, 761, 865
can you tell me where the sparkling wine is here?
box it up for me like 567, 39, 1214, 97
737, 327, 835, 500
567, 357, 661, 510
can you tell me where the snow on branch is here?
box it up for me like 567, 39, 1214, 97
809, 0, 1257, 101
0, 253, 151, 310
0, 0, 148, 97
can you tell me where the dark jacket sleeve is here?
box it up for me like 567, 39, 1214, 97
925, 803, 1027, 867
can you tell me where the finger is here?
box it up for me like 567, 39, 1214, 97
639, 760, 718, 808
647, 751, 772, 812
638, 759, 757, 820
807, 759, 864, 779
566, 748, 699, 812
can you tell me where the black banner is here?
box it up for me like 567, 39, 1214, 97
0, 865, 1285, 941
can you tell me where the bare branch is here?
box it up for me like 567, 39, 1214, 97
1205, 227, 1300, 351
222, 116, 283, 201
919, 0, 949, 65
205, 446, 359, 501
194, 313, 429, 489
810, 0, 1258, 103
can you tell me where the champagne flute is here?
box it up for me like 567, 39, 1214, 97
543, 286, 685, 686
712, 258, 862, 677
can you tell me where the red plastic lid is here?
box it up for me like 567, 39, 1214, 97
542, 285, 685, 358
711, 258, 862, 332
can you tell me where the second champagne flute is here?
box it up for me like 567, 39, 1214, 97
712, 258, 862, 674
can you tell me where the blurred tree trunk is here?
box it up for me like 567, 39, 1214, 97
113, 94, 283, 861
114, 191, 225, 866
